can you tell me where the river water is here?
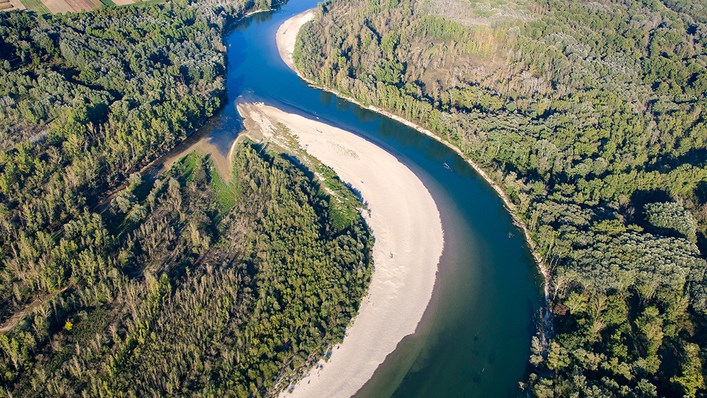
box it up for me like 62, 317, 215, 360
197, 0, 546, 396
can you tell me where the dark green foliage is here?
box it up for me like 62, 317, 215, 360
644, 201, 698, 243
296, 0, 707, 395
0, 143, 372, 396
0, 2, 373, 396
0, 0, 251, 310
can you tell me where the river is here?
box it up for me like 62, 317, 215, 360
182, 0, 545, 396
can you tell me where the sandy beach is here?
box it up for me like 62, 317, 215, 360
238, 100, 443, 398
276, 9, 314, 70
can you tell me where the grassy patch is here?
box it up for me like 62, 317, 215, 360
132, 0, 164, 8
158, 152, 238, 218
209, 164, 236, 215
316, 165, 362, 232
173, 153, 199, 185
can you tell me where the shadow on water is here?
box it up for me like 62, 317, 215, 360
179, 1, 549, 396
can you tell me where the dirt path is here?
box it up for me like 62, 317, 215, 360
0, 287, 69, 334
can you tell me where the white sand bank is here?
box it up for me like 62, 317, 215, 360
238, 101, 443, 398
276, 9, 314, 70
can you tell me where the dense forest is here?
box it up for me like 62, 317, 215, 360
295, 0, 707, 395
0, 1, 373, 395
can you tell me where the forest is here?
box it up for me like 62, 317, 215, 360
294, 0, 707, 396
0, 0, 373, 395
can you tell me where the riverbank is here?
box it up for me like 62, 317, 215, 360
275, 9, 552, 313
276, 9, 314, 70
237, 100, 444, 398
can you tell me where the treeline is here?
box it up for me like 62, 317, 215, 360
295, 0, 707, 395
0, 0, 374, 395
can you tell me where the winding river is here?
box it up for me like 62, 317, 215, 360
181, 0, 545, 396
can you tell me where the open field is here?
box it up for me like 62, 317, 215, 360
65, 0, 100, 11
44, 0, 99, 13
21, 0, 48, 12
0, 0, 25, 11
1, 0, 135, 13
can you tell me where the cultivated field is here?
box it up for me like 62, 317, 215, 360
43, 0, 99, 13
1, 0, 137, 13
0, 0, 26, 12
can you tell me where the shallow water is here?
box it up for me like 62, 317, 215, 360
211, 1, 545, 396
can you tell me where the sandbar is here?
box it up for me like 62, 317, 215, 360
238, 100, 444, 398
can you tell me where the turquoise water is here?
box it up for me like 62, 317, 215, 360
220, 2, 545, 396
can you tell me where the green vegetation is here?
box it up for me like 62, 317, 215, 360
0, 0, 248, 330
0, 0, 374, 396
264, 123, 363, 233
0, 143, 372, 396
296, 0, 707, 395
645, 201, 698, 243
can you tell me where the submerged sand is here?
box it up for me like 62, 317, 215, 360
238, 99, 444, 398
